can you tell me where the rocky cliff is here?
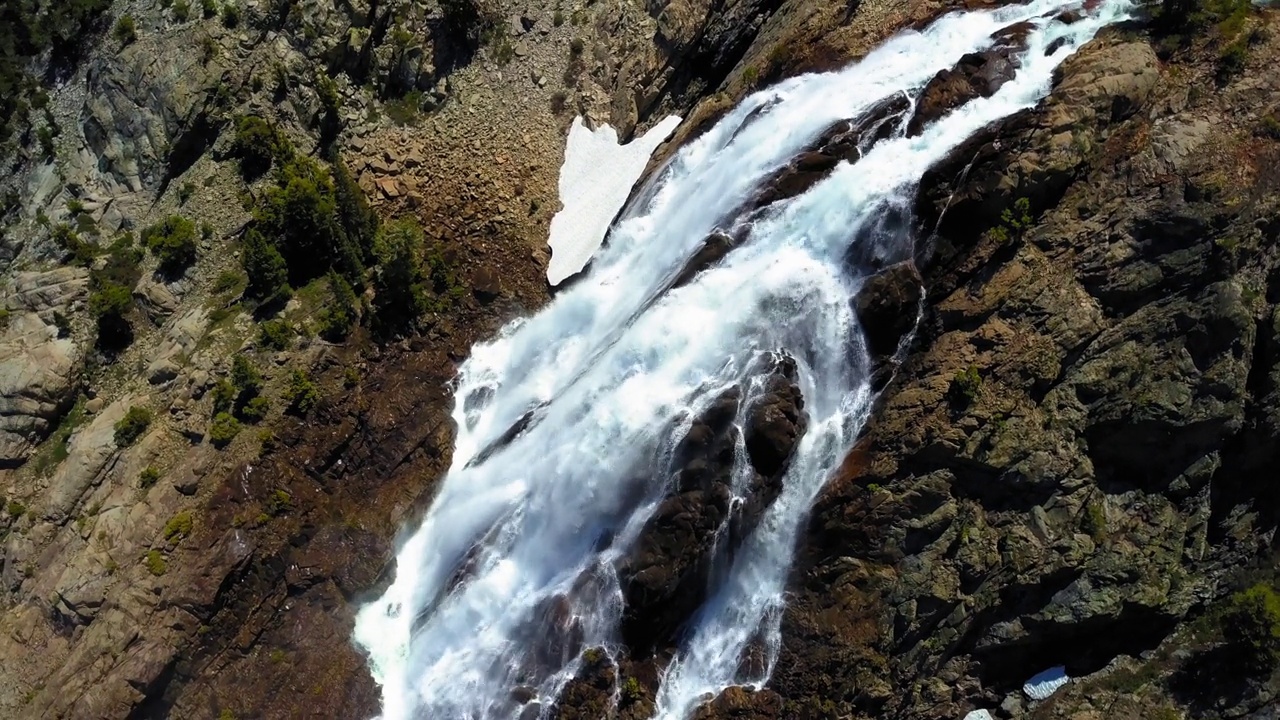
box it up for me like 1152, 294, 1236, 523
2, 0, 1279, 718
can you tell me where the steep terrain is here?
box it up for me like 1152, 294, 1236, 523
2, 0, 1280, 718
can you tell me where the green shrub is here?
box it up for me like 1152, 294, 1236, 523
178, 181, 196, 205
988, 197, 1032, 244
173, 0, 191, 21
6, 500, 26, 518
372, 219, 430, 335
139, 466, 161, 488
211, 379, 236, 415
622, 676, 643, 703
1259, 115, 1280, 140
209, 412, 241, 447
240, 395, 270, 422
231, 115, 290, 180
163, 511, 194, 541
213, 269, 244, 295
257, 429, 277, 454
146, 549, 167, 576
241, 229, 291, 306
53, 223, 97, 266
114, 15, 137, 46
221, 2, 240, 27
89, 282, 133, 321
257, 319, 293, 350
231, 356, 263, 394
141, 215, 199, 277
285, 369, 320, 415
202, 0, 218, 18
553, 10, 565, 26
266, 489, 291, 516
1223, 583, 1280, 672
1218, 38, 1249, 78
318, 270, 359, 340
948, 366, 982, 405
741, 66, 759, 86
114, 406, 153, 446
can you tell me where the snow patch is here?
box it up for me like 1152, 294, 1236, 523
546, 115, 682, 286
1023, 666, 1070, 700
963, 711, 995, 720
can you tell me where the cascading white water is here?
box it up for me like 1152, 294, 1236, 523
354, 1, 1131, 718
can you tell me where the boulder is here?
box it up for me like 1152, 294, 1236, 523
0, 313, 84, 466
854, 261, 924, 376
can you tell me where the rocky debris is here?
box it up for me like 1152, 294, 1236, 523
0, 313, 83, 466
619, 354, 806, 653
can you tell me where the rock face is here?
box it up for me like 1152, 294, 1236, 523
751, 32, 1280, 720
0, 268, 89, 465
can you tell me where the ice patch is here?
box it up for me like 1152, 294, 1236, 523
1023, 666, 1070, 700
546, 115, 682, 286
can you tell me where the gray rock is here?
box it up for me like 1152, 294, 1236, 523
0, 313, 83, 466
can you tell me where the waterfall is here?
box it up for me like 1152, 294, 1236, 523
353, 1, 1131, 717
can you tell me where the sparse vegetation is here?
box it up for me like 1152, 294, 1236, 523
6, 500, 26, 518
145, 549, 167, 576
163, 511, 194, 542
987, 197, 1032, 244
1223, 583, 1280, 673
139, 466, 161, 488
114, 406, 153, 446
948, 365, 982, 405
257, 319, 293, 350
173, 0, 191, 21
266, 489, 291, 516
202, 0, 218, 19
141, 215, 199, 277
285, 369, 320, 415
113, 15, 137, 46
209, 412, 242, 447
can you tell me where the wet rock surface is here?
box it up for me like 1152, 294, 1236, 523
620, 353, 806, 653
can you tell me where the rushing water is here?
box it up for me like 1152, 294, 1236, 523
354, 1, 1130, 717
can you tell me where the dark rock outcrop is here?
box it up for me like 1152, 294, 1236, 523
619, 354, 807, 653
